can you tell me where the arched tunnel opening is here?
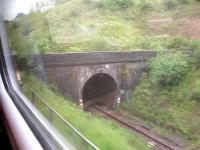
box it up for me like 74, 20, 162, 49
82, 73, 118, 110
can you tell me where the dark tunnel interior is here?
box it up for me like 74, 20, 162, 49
82, 73, 117, 109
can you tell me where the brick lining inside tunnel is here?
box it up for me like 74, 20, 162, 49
82, 73, 117, 109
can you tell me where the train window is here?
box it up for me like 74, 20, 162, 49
1, 0, 200, 149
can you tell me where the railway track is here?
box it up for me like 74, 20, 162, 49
88, 106, 185, 150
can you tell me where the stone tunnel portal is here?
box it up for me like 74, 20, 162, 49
82, 73, 118, 109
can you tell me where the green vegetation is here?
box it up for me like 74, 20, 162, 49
7, 0, 200, 55
193, 46, 200, 68
148, 53, 189, 87
121, 52, 200, 148
22, 74, 151, 150
7, 0, 200, 149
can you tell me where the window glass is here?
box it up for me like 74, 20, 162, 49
2, 0, 200, 149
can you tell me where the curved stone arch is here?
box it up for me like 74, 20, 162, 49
81, 70, 119, 89
81, 72, 120, 109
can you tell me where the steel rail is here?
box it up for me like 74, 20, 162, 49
93, 106, 184, 150
22, 83, 100, 150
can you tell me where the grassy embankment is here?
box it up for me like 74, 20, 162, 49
121, 52, 200, 149
22, 74, 151, 150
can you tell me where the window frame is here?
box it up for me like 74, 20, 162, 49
0, 17, 71, 150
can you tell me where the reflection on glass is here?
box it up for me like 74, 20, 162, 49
2, 0, 200, 149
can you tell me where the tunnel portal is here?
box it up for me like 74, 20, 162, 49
82, 73, 118, 109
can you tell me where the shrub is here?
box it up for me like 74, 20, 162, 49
114, 0, 134, 9
167, 37, 190, 51
15, 56, 32, 72
164, 0, 178, 10
85, 0, 134, 10
148, 53, 189, 87
138, 0, 154, 11
191, 80, 200, 103
193, 43, 200, 68
178, 0, 192, 4
164, 0, 193, 10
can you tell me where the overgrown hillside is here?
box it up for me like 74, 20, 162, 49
121, 52, 200, 149
7, 0, 200, 54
